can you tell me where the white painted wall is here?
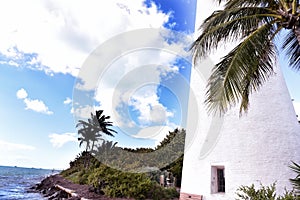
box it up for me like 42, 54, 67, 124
180, 1, 300, 199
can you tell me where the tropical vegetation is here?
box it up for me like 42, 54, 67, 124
61, 113, 185, 199
236, 183, 298, 199
76, 110, 117, 167
192, 0, 300, 115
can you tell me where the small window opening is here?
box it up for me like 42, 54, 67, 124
211, 166, 225, 193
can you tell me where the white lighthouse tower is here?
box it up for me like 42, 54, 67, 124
179, 1, 300, 200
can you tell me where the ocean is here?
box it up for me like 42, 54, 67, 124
0, 166, 58, 200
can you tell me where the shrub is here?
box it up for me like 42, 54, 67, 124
81, 164, 179, 199
236, 183, 297, 200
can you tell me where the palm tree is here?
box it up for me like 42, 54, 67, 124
77, 110, 117, 152
94, 141, 118, 158
76, 110, 117, 167
192, 0, 300, 115
77, 124, 92, 152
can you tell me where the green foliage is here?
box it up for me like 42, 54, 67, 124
236, 183, 298, 200
62, 163, 179, 199
92, 128, 185, 178
61, 128, 185, 199
290, 162, 300, 197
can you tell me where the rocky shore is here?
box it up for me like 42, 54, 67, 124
31, 174, 133, 200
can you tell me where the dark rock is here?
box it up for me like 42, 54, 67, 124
33, 174, 136, 199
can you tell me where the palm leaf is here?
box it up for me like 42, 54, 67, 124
192, 6, 279, 60
289, 161, 300, 195
218, 0, 289, 10
205, 23, 277, 114
282, 30, 300, 69
224, 0, 280, 9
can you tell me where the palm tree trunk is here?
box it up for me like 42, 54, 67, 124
86, 141, 95, 168
84, 143, 89, 168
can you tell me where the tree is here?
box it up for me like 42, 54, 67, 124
192, 0, 300, 115
78, 124, 92, 153
93, 140, 118, 166
77, 110, 117, 152
77, 110, 117, 167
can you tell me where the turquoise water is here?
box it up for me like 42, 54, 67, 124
0, 166, 57, 200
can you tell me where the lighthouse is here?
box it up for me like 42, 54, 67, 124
179, 1, 300, 200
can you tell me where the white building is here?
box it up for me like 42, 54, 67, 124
180, 1, 300, 200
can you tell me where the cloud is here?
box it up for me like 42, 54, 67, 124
16, 88, 28, 99
23, 99, 53, 115
0, 0, 171, 76
0, 140, 36, 151
128, 86, 174, 126
16, 88, 53, 115
132, 125, 175, 147
72, 105, 101, 119
63, 97, 72, 105
49, 132, 77, 148
89, 31, 190, 130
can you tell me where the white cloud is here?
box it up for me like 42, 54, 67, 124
24, 99, 53, 115
16, 88, 28, 99
73, 105, 95, 119
0, 0, 171, 76
49, 132, 77, 148
132, 125, 175, 147
128, 86, 174, 126
91, 35, 190, 129
0, 140, 36, 151
16, 88, 53, 115
63, 97, 72, 105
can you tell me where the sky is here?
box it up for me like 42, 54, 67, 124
0, 0, 299, 169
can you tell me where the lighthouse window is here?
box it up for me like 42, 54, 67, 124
211, 166, 225, 193
217, 168, 225, 192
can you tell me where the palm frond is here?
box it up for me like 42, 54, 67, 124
290, 162, 300, 175
289, 161, 300, 195
76, 120, 89, 128
96, 110, 104, 119
205, 23, 277, 114
103, 128, 117, 136
192, 6, 279, 60
213, 0, 225, 4
224, 0, 280, 9
281, 30, 300, 69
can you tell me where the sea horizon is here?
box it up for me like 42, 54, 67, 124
0, 165, 59, 200
0, 165, 63, 171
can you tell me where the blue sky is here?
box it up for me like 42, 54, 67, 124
0, 0, 299, 169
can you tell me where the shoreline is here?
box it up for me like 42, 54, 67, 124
32, 174, 134, 200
